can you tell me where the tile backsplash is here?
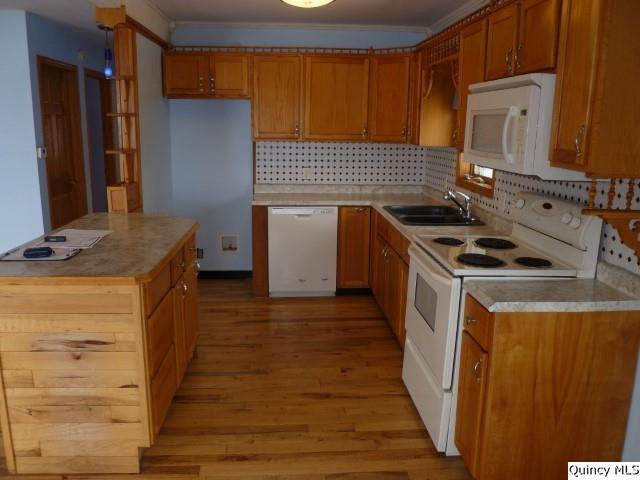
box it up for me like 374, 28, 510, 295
254, 141, 640, 275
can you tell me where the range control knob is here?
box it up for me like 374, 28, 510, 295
514, 198, 525, 209
569, 216, 582, 229
561, 212, 573, 224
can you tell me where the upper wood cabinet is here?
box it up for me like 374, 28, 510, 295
337, 207, 371, 288
457, 19, 488, 151
303, 55, 370, 141
418, 60, 458, 147
210, 53, 251, 98
163, 54, 208, 97
550, 0, 640, 177
368, 54, 411, 143
252, 55, 302, 140
163, 52, 251, 98
485, 0, 560, 80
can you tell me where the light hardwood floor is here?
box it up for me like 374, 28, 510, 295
1, 279, 471, 479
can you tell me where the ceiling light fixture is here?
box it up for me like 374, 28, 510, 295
280, 0, 336, 8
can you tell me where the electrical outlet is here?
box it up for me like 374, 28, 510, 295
302, 167, 313, 180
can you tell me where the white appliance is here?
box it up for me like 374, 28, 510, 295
402, 192, 603, 455
267, 207, 338, 296
464, 73, 586, 181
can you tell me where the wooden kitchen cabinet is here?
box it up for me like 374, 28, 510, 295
455, 294, 640, 480
163, 52, 250, 98
368, 54, 411, 142
209, 53, 251, 98
457, 19, 488, 150
455, 331, 488, 478
550, 0, 640, 177
337, 207, 371, 288
163, 53, 208, 96
303, 55, 370, 140
485, 0, 560, 80
252, 55, 302, 139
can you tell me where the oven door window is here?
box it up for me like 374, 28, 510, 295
414, 273, 437, 333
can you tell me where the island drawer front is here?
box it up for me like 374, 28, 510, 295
144, 263, 171, 318
151, 343, 178, 435
170, 248, 185, 286
463, 295, 493, 351
147, 291, 175, 378
184, 234, 197, 267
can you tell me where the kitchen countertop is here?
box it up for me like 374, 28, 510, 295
464, 278, 640, 312
0, 213, 198, 283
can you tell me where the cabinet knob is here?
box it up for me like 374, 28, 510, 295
575, 124, 586, 157
361, 125, 368, 139
465, 316, 476, 326
514, 43, 523, 72
294, 125, 300, 137
505, 48, 514, 75
190, 247, 204, 259
355, 207, 366, 212
181, 280, 188, 297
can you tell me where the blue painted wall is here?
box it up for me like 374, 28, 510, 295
169, 25, 425, 271
0, 11, 44, 253
137, 33, 173, 214
26, 12, 104, 231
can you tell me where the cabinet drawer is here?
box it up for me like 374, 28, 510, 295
147, 292, 175, 378
151, 343, 178, 435
170, 248, 185, 286
463, 295, 493, 351
144, 263, 171, 318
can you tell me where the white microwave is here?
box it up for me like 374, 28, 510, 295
464, 73, 586, 181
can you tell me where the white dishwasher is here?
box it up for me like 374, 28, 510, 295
268, 207, 338, 296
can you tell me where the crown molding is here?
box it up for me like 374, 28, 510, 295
171, 20, 432, 34
427, 0, 490, 35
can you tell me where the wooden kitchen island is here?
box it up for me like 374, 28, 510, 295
0, 213, 199, 474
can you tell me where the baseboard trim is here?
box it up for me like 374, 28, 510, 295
198, 270, 253, 279
336, 288, 372, 296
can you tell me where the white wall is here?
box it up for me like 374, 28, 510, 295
0, 11, 44, 253
170, 100, 253, 271
137, 33, 173, 214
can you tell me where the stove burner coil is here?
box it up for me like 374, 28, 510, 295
432, 237, 465, 246
475, 237, 517, 250
456, 253, 506, 268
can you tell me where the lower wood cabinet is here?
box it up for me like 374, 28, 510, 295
456, 294, 640, 479
337, 206, 371, 288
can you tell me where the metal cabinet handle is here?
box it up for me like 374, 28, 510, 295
181, 279, 188, 297
575, 124, 586, 157
401, 126, 407, 138
465, 316, 476, 326
473, 359, 482, 384
505, 48, 513, 75
190, 247, 204, 259
452, 128, 458, 143
178, 261, 185, 270
355, 207, 366, 213
210, 76, 215, 94
294, 125, 300, 137
514, 43, 523, 72
361, 125, 368, 139
196, 261, 201, 273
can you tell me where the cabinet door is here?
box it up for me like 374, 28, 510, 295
151, 344, 178, 435
163, 54, 207, 97
337, 207, 371, 288
372, 235, 387, 307
210, 54, 250, 98
303, 56, 369, 140
384, 248, 408, 346
485, 3, 519, 80
418, 61, 457, 147
253, 55, 302, 140
368, 54, 411, 142
455, 332, 489, 478
147, 292, 175, 378
516, 0, 561, 74
183, 264, 199, 359
172, 281, 187, 383
549, 0, 601, 169
457, 19, 488, 150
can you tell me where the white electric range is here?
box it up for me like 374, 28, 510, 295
401, 192, 604, 455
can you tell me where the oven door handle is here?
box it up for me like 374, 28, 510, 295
501, 106, 519, 164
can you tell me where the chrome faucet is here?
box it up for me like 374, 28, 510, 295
444, 189, 473, 220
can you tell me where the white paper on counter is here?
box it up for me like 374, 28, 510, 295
36, 229, 113, 249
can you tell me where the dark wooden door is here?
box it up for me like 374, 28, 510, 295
38, 57, 87, 229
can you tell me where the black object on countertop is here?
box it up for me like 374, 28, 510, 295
23, 247, 54, 259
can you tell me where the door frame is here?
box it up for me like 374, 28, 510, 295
37, 55, 87, 228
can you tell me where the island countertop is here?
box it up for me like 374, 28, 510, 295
0, 213, 198, 283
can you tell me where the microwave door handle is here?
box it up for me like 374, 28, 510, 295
501, 106, 519, 164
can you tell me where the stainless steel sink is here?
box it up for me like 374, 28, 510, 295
383, 205, 484, 226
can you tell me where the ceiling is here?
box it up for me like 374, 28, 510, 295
0, 0, 481, 36
154, 0, 473, 29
